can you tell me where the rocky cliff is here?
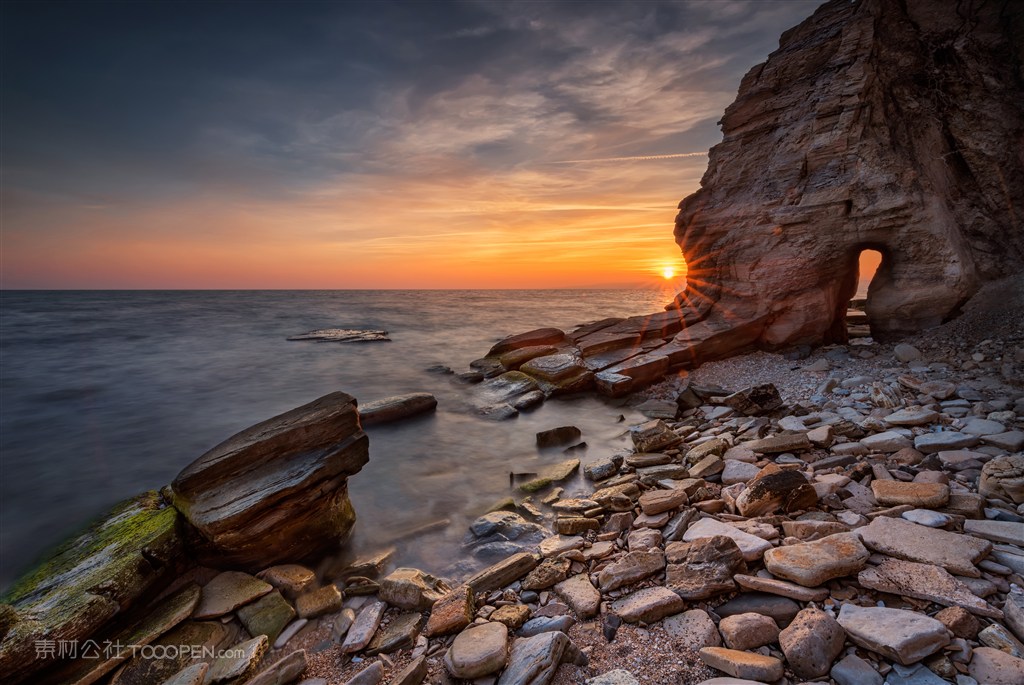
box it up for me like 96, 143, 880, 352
673, 0, 1024, 349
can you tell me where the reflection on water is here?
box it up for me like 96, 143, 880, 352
0, 289, 668, 586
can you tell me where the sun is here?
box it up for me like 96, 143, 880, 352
661, 266, 675, 280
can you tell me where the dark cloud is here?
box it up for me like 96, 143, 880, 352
1, 0, 821, 287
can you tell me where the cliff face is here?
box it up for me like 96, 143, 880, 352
673, 0, 1024, 347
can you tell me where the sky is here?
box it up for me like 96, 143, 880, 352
1, 0, 823, 289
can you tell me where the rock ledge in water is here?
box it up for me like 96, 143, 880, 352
287, 328, 390, 343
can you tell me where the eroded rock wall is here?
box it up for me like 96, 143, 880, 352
674, 0, 1024, 346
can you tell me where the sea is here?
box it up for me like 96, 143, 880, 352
0, 289, 675, 588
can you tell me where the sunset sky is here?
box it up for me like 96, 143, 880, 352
2, 1, 820, 289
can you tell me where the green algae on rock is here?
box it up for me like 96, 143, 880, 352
0, 490, 183, 684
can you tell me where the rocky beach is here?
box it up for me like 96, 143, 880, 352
3, 0, 1024, 684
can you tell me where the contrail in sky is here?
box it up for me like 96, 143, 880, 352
550, 151, 707, 164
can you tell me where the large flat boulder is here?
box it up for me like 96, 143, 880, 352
171, 391, 369, 567
0, 491, 183, 684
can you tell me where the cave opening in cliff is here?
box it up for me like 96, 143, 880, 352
847, 248, 884, 340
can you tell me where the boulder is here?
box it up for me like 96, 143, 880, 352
0, 491, 183, 684
734, 464, 817, 516
778, 607, 845, 679
536, 426, 582, 448
170, 392, 369, 567
979, 455, 1024, 504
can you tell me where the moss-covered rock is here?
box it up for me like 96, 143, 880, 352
0, 491, 183, 684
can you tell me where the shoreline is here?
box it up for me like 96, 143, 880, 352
2, 276, 1022, 684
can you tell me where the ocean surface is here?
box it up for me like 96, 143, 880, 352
0, 289, 674, 587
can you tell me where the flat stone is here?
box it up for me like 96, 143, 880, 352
500, 345, 559, 371
961, 418, 1007, 436
715, 593, 800, 627
340, 600, 386, 653
160, 663, 208, 685
194, 571, 273, 619
597, 550, 666, 591
587, 670, 640, 685
779, 607, 845, 679
246, 650, 307, 685
295, 584, 342, 619
763, 532, 869, 587
237, 590, 296, 642
109, 620, 235, 685
444, 622, 509, 679
978, 623, 1024, 658
685, 438, 730, 464
206, 635, 267, 683
914, 432, 980, 453
257, 564, 316, 599
424, 586, 474, 637
902, 509, 952, 527
689, 455, 725, 479
518, 615, 575, 637
861, 431, 913, 452
718, 612, 779, 650
1004, 594, 1024, 644
496, 630, 571, 685
344, 661, 384, 685
610, 586, 686, 624
491, 604, 531, 630
745, 433, 812, 453
683, 517, 772, 562
539, 535, 586, 558
964, 519, 1024, 545
982, 431, 1024, 452
831, 654, 882, 685
359, 393, 437, 426
521, 557, 571, 591
366, 612, 422, 656
968, 647, 1024, 685
489, 328, 566, 356
733, 574, 828, 602
663, 609, 722, 648
553, 573, 601, 619
665, 535, 746, 599
699, 647, 784, 682
720, 460, 760, 485
859, 559, 1002, 617
871, 480, 949, 508
857, 516, 991, 577
885, 408, 940, 426
389, 655, 428, 685
837, 604, 950, 665
466, 553, 538, 593
638, 488, 689, 515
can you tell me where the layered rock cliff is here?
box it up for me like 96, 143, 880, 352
673, 0, 1024, 348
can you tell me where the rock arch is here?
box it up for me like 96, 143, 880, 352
666, 0, 1024, 362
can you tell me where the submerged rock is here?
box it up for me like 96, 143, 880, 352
287, 328, 390, 343
358, 393, 437, 426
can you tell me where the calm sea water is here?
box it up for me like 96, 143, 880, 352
0, 289, 672, 587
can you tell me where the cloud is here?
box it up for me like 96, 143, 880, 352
1, 0, 820, 288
